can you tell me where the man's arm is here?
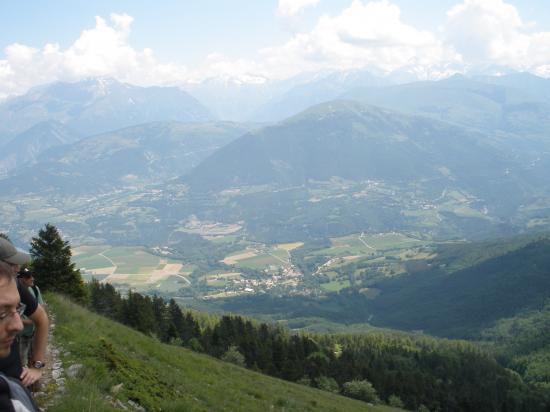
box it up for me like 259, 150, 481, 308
20, 304, 48, 386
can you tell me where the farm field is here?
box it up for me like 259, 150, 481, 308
320, 279, 351, 292
71, 233, 436, 300
314, 232, 427, 258
72, 245, 192, 292
222, 243, 293, 271
309, 232, 436, 289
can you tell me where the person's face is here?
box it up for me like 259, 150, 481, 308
20, 275, 33, 287
0, 277, 23, 358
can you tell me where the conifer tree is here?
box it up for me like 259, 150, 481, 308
30, 223, 87, 303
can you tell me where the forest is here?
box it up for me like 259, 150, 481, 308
87, 280, 550, 411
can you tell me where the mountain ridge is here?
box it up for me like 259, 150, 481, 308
0, 77, 216, 139
0, 120, 251, 194
184, 100, 522, 196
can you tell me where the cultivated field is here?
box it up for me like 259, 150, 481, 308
73, 245, 192, 292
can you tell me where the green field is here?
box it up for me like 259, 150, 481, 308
314, 232, 425, 258
224, 245, 290, 271
151, 275, 189, 293
320, 279, 351, 292
236, 254, 284, 269
73, 254, 113, 270
73, 246, 164, 273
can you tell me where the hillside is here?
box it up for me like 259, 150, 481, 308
481, 306, 550, 391
218, 235, 550, 340
0, 121, 80, 176
46, 294, 396, 412
0, 121, 251, 194
343, 74, 550, 139
184, 100, 519, 194
368, 237, 550, 337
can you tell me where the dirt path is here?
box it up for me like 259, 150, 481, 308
358, 232, 376, 250
99, 250, 117, 267
33, 310, 66, 410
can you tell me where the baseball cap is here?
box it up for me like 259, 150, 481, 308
0, 237, 31, 265
17, 268, 34, 278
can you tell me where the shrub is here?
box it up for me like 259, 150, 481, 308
341, 379, 379, 403
221, 346, 246, 367
316, 376, 339, 393
388, 394, 404, 408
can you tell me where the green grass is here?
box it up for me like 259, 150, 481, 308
311, 233, 426, 267
73, 254, 113, 269
208, 280, 227, 287
73, 246, 163, 273
235, 254, 284, 269
47, 294, 398, 412
320, 280, 351, 292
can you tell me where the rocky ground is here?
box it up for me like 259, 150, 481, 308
33, 311, 80, 410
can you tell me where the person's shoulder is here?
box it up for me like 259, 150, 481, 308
17, 281, 38, 315
0, 372, 40, 411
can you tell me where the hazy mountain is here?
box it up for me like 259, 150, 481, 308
183, 71, 339, 121
183, 76, 278, 122
343, 74, 550, 139
251, 70, 390, 122
0, 78, 215, 138
474, 72, 550, 104
0, 121, 251, 194
184, 100, 524, 195
0, 121, 79, 176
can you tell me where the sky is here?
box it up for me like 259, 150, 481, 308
1, 0, 550, 99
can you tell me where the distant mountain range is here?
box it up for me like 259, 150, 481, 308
2, 72, 550, 242
0, 77, 215, 141
251, 70, 390, 122
344, 73, 550, 138
0, 121, 251, 194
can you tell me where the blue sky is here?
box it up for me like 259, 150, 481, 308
1, 0, 550, 98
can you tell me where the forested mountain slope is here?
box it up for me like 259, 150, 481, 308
184, 100, 522, 194
368, 238, 550, 337
47, 294, 395, 412
47, 282, 550, 412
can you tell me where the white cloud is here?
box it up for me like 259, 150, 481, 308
259, 0, 459, 79
1, 1, 550, 100
444, 0, 550, 73
0, 13, 188, 99
278, 0, 320, 17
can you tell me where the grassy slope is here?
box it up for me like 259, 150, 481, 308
47, 294, 398, 412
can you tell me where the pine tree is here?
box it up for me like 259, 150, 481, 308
30, 223, 87, 303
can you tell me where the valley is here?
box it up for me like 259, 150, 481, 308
3, 4, 550, 410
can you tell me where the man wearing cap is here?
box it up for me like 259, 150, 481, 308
0, 238, 49, 387
17, 269, 44, 369
0, 260, 40, 411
